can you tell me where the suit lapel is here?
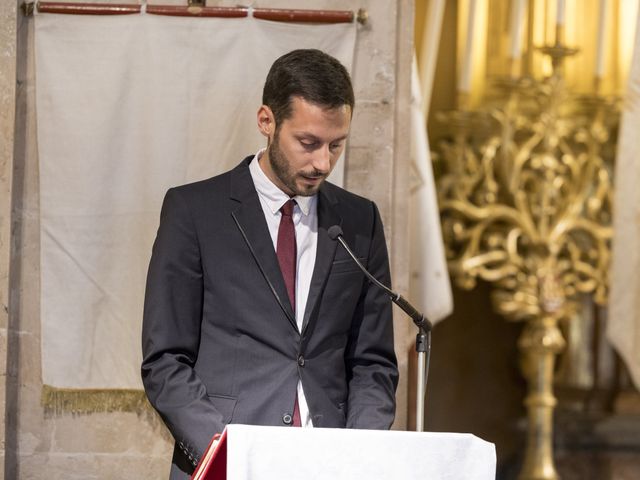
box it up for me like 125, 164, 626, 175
301, 185, 342, 334
229, 159, 297, 330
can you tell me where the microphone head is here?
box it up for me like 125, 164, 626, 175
327, 225, 343, 241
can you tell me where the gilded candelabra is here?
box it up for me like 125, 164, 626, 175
435, 40, 616, 479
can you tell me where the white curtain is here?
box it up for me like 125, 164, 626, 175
409, 0, 453, 324
35, 11, 355, 390
409, 61, 452, 324
608, 8, 640, 389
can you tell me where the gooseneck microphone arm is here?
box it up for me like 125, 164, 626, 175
327, 226, 432, 332
327, 225, 432, 432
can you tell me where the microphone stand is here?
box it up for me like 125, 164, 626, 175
414, 327, 431, 432
329, 228, 433, 432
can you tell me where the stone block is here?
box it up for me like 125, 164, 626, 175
47, 410, 172, 456
18, 451, 171, 480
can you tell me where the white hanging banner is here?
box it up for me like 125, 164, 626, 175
35, 12, 356, 390
608, 9, 640, 390
408, 61, 453, 324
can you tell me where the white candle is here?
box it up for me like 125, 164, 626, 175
509, 0, 527, 59
418, 0, 446, 115
595, 0, 609, 78
556, 0, 565, 26
459, 0, 477, 93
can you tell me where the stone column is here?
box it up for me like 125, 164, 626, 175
342, 0, 413, 429
0, 1, 18, 478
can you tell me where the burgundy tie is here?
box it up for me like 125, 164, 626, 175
276, 199, 301, 427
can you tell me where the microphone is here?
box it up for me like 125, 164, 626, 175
327, 225, 432, 332
329, 224, 433, 431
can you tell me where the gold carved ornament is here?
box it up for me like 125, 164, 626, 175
434, 48, 616, 479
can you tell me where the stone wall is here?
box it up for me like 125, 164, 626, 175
1, 0, 414, 477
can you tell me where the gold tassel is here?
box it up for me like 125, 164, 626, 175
41, 385, 151, 415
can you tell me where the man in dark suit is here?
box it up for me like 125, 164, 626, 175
141, 49, 398, 479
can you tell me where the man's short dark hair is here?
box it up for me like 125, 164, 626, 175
262, 49, 355, 126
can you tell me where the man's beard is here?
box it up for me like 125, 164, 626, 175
268, 133, 326, 197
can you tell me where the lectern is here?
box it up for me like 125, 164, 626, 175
194, 424, 496, 480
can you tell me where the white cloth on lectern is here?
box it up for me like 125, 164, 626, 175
225, 424, 496, 480
34, 12, 355, 389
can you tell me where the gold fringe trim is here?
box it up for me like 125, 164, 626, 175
41, 385, 151, 415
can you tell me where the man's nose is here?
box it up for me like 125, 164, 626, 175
312, 144, 331, 174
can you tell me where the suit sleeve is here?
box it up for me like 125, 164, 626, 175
345, 201, 399, 429
141, 188, 221, 466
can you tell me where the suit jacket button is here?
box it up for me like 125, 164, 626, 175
297, 355, 305, 367
282, 413, 293, 425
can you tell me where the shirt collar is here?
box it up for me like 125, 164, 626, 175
249, 148, 314, 216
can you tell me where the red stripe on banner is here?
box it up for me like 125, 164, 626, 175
34, 2, 357, 23
146, 5, 248, 18
252, 8, 354, 23
37, 2, 141, 15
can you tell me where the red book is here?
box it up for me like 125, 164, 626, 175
191, 429, 228, 480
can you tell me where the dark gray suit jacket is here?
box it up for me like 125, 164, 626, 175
141, 157, 398, 479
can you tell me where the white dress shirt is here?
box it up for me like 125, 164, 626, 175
249, 149, 317, 427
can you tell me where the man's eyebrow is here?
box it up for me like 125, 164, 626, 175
294, 133, 349, 142
295, 133, 321, 141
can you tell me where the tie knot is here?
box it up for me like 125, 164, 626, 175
281, 199, 295, 217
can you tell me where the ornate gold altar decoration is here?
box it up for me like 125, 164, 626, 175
434, 39, 616, 480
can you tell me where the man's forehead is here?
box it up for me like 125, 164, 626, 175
289, 96, 351, 115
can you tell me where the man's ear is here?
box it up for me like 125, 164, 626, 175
257, 105, 275, 139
